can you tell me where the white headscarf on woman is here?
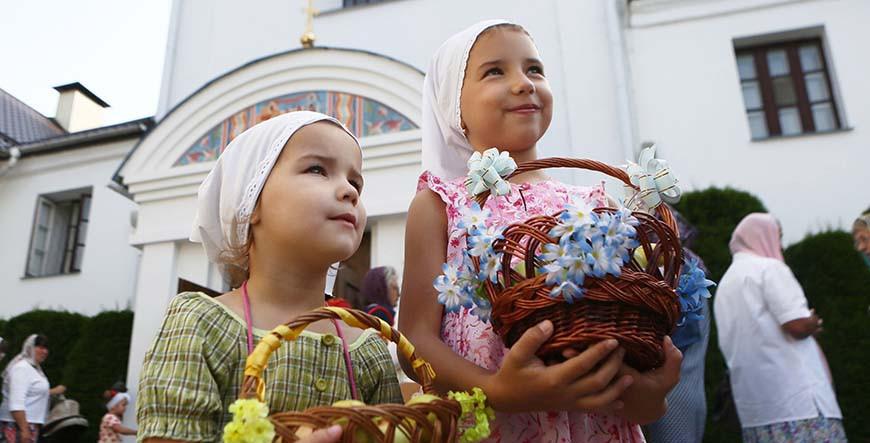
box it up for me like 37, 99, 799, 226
2, 334, 46, 382
421, 19, 515, 180
190, 111, 359, 285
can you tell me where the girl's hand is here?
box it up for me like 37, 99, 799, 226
614, 336, 682, 424
300, 425, 343, 443
49, 384, 67, 395
483, 320, 634, 413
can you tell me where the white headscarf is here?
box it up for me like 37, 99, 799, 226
421, 19, 515, 180
106, 392, 130, 410
2, 334, 46, 381
190, 111, 359, 283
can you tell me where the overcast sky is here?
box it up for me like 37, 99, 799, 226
0, 1, 172, 125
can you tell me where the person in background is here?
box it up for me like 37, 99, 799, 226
98, 383, 137, 443
0, 338, 7, 362
643, 208, 711, 442
0, 334, 67, 443
852, 209, 870, 268
715, 213, 846, 443
359, 266, 400, 325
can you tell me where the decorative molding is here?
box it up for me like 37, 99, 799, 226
629, 0, 814, 28
121, 47, 423, 191
173, 90, 418, 166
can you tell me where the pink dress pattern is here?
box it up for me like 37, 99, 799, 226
418, 171, 646, 443
98, 413, 122, 443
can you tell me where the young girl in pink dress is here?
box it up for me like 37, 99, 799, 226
399, 20, 683, 442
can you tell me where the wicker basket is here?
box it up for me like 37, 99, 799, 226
239, 307, 463, 442
472, 158, 683, 371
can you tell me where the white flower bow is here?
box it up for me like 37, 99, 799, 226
466, 148, 517, 196
625, 145, 681, 210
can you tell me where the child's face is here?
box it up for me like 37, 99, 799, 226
252, 122, 366, 268
460, 28, 553, 153
112, 398, 128, 415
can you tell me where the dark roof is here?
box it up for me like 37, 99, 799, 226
0, 88, 66, 144
54, 82, 110, 108
0, 117, 154, 160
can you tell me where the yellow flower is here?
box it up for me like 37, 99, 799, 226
223, 399, 275, 443
448, 388, 494, 443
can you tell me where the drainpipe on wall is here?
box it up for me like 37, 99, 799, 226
0, 147, 22, 178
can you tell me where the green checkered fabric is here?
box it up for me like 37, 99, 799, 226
137, 292, 402, 442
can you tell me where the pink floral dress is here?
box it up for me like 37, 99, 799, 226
418, 171, 646, 443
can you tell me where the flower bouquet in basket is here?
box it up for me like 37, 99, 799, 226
434, 147, 713, 371
223, 308, 494, 443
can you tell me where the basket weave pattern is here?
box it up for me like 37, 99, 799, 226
239, 308, 461, 442
473, 158, 683, 371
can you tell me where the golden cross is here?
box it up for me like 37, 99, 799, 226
301, 0, 318, 48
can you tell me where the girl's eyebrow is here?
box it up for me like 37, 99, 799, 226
477, 59, 503, 71
297, 153, 334, 164
477, 57, 544, 71
299, 152, 363, 182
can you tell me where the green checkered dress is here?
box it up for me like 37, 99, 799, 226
137, 292, 402, 442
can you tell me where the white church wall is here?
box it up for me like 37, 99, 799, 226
123, 240, 179, 431
628, 0, 870, 244
0, 140, 140, 317
176, 240, 212, 288
370, 214, 407, 279
157, 0, 634, 172
157, 0, 870, 243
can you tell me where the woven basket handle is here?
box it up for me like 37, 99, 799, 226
474, 157, 679, 235
239, 307, 436, 401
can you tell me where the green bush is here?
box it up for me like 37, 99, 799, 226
63, 310, 134, 443
678, 188, 868, 441
673, 187, 767, 282
785, 231, 870, 442
0, 310, 87, 384
0, 310, 134, 443
674, 188, 766, 442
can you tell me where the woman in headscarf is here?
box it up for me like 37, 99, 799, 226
0, 334, 66, 443
714, 213, 846, 442
852, 209, 870, 268
359, 266, 399, 325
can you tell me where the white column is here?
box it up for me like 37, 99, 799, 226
122, 240, 178, 436
370, 214, 407, 279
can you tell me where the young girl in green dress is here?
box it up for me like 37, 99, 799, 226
137, 111, 402, 443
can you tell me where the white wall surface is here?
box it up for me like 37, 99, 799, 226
628, 0, 870, 243
0, 140, 141, 317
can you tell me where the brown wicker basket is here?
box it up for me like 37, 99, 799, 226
239, 307, 463, 442
472, 157, 683, 371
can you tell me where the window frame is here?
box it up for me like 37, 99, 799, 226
736, 38, 841, 139
24, 190, 93, 278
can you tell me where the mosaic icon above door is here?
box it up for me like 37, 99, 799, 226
173, 90, 417, 166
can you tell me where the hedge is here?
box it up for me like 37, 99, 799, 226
676, 188, 868, 442
784, 231, 870, 441
0, 310, 133, 443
